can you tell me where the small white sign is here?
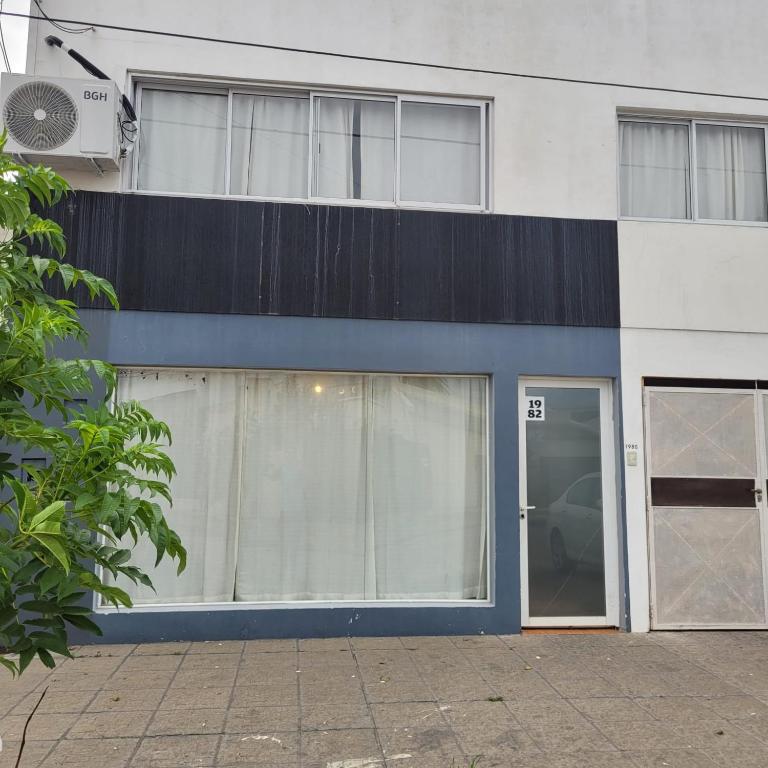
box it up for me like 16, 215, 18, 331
524, 396, 546, 421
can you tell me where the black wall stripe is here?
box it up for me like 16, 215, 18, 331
644, 377, 760, 390
651, 477, 756, 508
48, 191, 620, 327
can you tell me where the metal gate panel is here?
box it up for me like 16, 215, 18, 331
646, 388, 768, 629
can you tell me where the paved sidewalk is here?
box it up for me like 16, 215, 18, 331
1, 631, 767, 767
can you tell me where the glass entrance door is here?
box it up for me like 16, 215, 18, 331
519, 379, 618, 626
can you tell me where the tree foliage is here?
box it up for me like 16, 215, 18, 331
0, 140, 185, 675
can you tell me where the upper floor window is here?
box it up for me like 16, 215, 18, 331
619, 118, 768, 223
135, 84, 488, 210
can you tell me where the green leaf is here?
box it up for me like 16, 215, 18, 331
0, 606, 17, 628
38, 567, 66, 594
30, 632, 70, 657
14, 559, 44, 584
29, 500, 66, 530
29, 534, 70, 573
18, 647, 36, 674
36, 647, 56, 668
0, 656, 18, 676
63, 613, 103, 636
19, 600, 61, 614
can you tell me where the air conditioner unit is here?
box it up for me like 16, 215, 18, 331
0, 73, 121, 172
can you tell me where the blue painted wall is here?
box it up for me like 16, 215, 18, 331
75, 309, 623, 642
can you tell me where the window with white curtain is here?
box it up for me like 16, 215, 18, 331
107, 369, 489, 606
696, 125, 768, 222
400, 102, 482, 206
137, 89, 228, 195
135, 84, 488, 210
619, 121, 691, 219
312, 97, 395, 202
619, 118, 768, 223
230, 94, 309, 199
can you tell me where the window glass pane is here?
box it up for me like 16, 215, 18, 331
525, 387, 605, 618
107, 369, 487, 605
108, 370, 244, 604
696, 124, 768, 221
237, 372, 488, 601
230, 94, 308, 198
619, 121, 691, 219
312, 97, 395, 201
137, 89, 227, 194
400, 102, 482, 205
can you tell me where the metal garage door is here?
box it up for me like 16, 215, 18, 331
645, 387, 768, 629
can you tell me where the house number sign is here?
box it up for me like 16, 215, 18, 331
524, 396, 545, 421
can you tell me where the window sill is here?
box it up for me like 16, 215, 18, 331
619, 215, 768, 228
96, 598, 495, 613
125, 188, 490, 215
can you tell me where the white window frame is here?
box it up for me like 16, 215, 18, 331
95, 366, 493, 614
618, 114, 768, 227
131, 80, 490, 213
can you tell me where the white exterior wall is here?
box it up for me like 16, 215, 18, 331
24, 1, 768, 632
24, 1, 768, 219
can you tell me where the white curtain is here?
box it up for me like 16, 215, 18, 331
368, 377, 487, 599
696, 124, 768, 221
230, 94, 309, 198
619, 121, 691, 219
313, 97, 395, 201
236, 373, 369, 601
400, 102, 481, 206
113, 370, 488, 604
236, 372, 488, 601
137, 90, 228, 195
110, 370, 243, 604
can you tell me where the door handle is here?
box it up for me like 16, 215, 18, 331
752, 487, 763, 503
520, 505, 536, 519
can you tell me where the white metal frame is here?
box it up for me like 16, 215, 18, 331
617, 114, 768, 227
130, 79, 490, 213
95, 365, 493, 614
518, 377, 620, 628
643, 385, 768, 630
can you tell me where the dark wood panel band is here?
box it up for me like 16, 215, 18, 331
644, 377, 758, 390
46, 191, 620, 327
651, 477, 756, 508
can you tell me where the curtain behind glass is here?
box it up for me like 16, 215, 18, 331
236, 372, 487, 601
236, 373, 368, 601
400, 103, 481, 206
696, 124, 768, 221
230, 94, 308, 198
619, 121, 691, 219
137, 90, 227, 194
109, 370, 244, 604
313, 97, 395, 201
368, 377, 487, 599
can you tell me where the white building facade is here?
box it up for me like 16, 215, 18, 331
12, 0, 768, 638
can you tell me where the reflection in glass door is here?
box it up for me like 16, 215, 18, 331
519, 379, 618, 626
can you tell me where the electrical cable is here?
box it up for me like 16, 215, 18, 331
0, 1, 12, 73
32, 0, 93, 34
44, 35, 137, 124
3, 8, 768, 105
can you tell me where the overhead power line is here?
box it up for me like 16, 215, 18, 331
32, 0, 93, 34
4, 8, 768, 104
0, 1, 12, 72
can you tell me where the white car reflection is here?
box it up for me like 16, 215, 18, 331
547, 472, 604, 572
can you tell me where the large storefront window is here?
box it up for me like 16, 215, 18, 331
108, 369, 488, 605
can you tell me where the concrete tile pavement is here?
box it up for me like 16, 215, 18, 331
0, 632, 765, 767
